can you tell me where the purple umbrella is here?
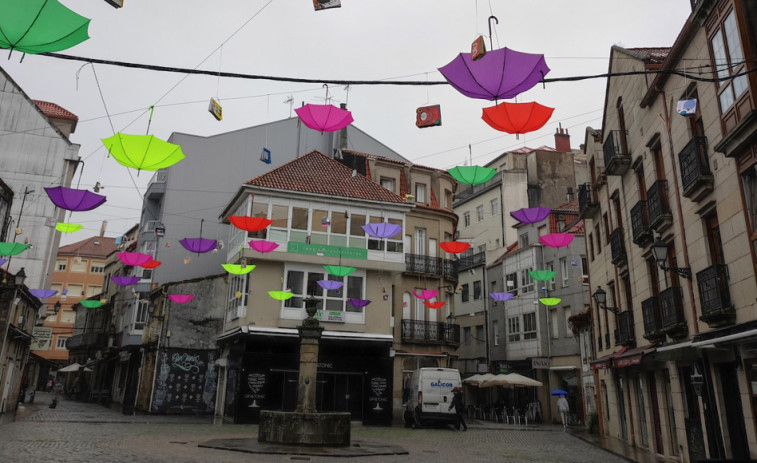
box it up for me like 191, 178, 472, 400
317, 280, 343, 290
490, 292, 515, 302
0, 258, 6, 267
510, 207, 551, 224
30, 289, 58, 299
111, 276, 140, 286
44, 186, 106, 211
361, 222, 402, 239
438, 47, 550, 101
180, 237, 217, 254
348, 298, 371, 308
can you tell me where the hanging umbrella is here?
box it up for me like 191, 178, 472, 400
140, 260, 162, 269
361, 222, 402, 239
447, 166, 497, 185
438, 47, 550, 101
529, 270, 556, 282
0, 258, 6, 267
324, 265, 355, 277
551, 389, 569, 396
168, 294, 194, 304
269, 291, 294, 301
249, 240, 279, 253
539, 233, 574, 248
111, 276, 140, 286
117, 252, 153, 267
540, 297, 562, 306
490, 292, 515, 302
510, 207, 551, 224
29, 289, 57, 299
0, 0, 90, 56
44, 187, 106, 212
295, 103, 354, 133
229, 216, 273, 232
180, 237, 217, 254
439, 241, 471, 254
423, 301, 446, 309
55, 222, 83, 233
101, 133, 185, 172
348, 298, 371, 308
222, 263, 256, 275
80, 300, 103, 308
58, 363, 92, 373
482, 101, 554, 136
413, 289, 439, 300
0, 242, 30, 256
317, 279, 343, 290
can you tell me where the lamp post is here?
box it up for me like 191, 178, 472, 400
651, 235, 691, 281
592, 286, 619, 315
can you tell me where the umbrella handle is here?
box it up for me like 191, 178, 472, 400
146, 105, 155, 135
488, 16, 499, 50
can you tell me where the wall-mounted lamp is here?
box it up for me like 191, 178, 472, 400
53, 301, 61, 314
592, 286, 620, 315
651, 236, 691, 279
691, 364, 704, 396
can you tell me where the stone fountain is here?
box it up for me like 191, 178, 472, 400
257, 297, 351, 446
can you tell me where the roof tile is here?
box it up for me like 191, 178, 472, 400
33, 100, 78, 122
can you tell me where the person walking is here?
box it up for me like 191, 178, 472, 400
557, 394, 570, 430
449, 387, 467, 431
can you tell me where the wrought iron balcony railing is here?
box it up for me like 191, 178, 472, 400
456, 251, 486, 270
603, 130, 631, 175
617, 310, 635, 347
696, 264, 734, 327
630, 201, 653, 246
405, 254, 458, 280
67, 332, 108, 350
578, 183, 599, 218
647, 180, 672, 231
610, 227, 626, 266
401, 319, 461, 345
641, 297, 663, 339
679, 137, 713, 202
660, 286, 687, 338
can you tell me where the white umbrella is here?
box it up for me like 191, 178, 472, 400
464, 373, 497, 387
500, 373, 543, 387
57, 363, 92, 373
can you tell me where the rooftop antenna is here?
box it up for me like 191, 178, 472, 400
284, 95, 294, 117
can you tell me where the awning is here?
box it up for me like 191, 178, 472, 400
8, 324, 32, 341
590, 347, 627, 370
613, 344, 656, 368
217, 325, 393, 343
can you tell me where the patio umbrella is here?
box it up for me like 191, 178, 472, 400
58, 363, 92, 373
439, 241, 470, 254
0, 0, 90, 56
361, 222, 402, 239
45, 187, 106, 212
0, 242, 30, 256
55, 222, 83, 233
102, 133, 185, 172
295, 103, 354, 133
482, 101, 554, 137
539, 233, 574, 248
551, 389, 569, 396
500, 373, 543, 387
229, 216, 272, 232
510, 207, 551, 224
438, 47, 550, 101
447, 166, 496, 185
463, 373, 497, 387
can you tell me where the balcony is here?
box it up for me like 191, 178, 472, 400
660, 286, 687, 339
617, 311, 635, 347
641, 297, 665, 342
696, 264, 735, 327
67, 332, 108, 350
630, 201, 653, 246
647, 180, 672, 232
145, 169, 167, 200
603, 130, 631, 175
578, 183, 600, 218
456, 251, 486, 270
610, 228, 627, 266
401, 319, 461, 345
405, 254, 458, 280
679, 137, 713, 202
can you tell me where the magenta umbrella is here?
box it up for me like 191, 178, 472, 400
249, 240, 279, 253
510, 207, 551, 224
168, 294, 194, 304
362, 222, 402, 239
413, 289, 439, 300
111, 276, 140, 286
539, 233, 575, 248
117, 252, 153, 267
438, 47, 550, 101
44, 186, 106, 211
295, 103, 354, 133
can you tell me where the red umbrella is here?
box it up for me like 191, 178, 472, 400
439, 241, 470, 254
140, 260, 162, 269
482, 101, 554, 137
229, 216, 272, 232
423, 301, 446, 309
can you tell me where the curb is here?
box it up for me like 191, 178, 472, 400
569, 431, 638, 463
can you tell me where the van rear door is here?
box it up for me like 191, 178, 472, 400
422, 370, 457, 414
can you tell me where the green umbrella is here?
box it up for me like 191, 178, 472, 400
0, 0, 90, 56
324, 265, 356, 277
222, 263, 256, 275
0, 242, 30, 256
102, 133, 186, 171
540, 297, 562, 306
80, 300, 103, 309
529, 270, 556, 282
447, 166, 497, 185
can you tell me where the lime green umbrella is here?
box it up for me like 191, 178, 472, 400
102, 133, 185, 171
0, 0, 90, 56
529, 270, 556, 282
222, 263, 256, 275
56, 222, 83, 233
80, 300, 103, 309
540, 297, 562, 306
0, 242, 30, 256
447, 166, 497, 185
268, 291, 294, 301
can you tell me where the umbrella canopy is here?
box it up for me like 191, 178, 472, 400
447, 166, 497, 185
268, 290, 294, 301
168, 294, 194, 304
324, 265, 356, 277
55, 222, 83, 233
80, 300, 103, 308
58, 363, 92, 373
529, 270, 556, 282
44, 187, 106, 212
439, 241, 471, 254
413, 289, 439, 300
361, 222, 402, 239
295, 103, 354, 132
539, 233, 575, 248
222, 263, 255, 275
510, 207, 551, 224
0, 0, 90, 55
463, 373, 497, 387
540, 297, 562, 306
229, 216, 272, 232
482, 101, 554, 136
481, 373, 543, 388
140, 260, 162, 269
249, 240, 279, 253
29, 289, 57, 299
490, 292, 515, 302
180, 237, 217, 254
423, 301, 445, 309
0, 242, 30, 256
111, 276, 140, 286
438, 47, 550, 101
348, 298, 371, 308
117, 252, 153, 267
317, 279, 343, 290
102, 133, 186, 171
551, 389, 569, 396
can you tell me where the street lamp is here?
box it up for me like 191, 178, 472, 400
691, 365, 704, 396
651, 236, 691, 279
592, 286, 619, 314
13, 268, 26, 286
53, 301, 61, 314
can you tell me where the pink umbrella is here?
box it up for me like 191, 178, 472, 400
111, 276, 140, 286
510, 207, 551, 224
539, 233, 575, 248
249, 240, 279, 253
295, 103, 354, 133
168, 294, 194, 304
117, 252, 153, 267
413, 289, 439, 300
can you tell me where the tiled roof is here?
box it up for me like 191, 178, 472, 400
33, 100, 78, 122
58, 236, 118, 258
567, 219, 585, 234
246, 151, 407, 204
553, 198, 579, 214
627, 47, 671, 63
343, 149, 446, 173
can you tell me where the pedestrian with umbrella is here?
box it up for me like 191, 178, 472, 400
555, 391, 570, 430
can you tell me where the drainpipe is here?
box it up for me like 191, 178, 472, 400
658, 89, 699, 335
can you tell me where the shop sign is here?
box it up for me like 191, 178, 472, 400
532, 357, 552, 369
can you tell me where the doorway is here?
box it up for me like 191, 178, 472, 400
317, 372, 364, 420
719, 362, 750, 459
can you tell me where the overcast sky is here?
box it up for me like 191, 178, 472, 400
3, 0, 692, 243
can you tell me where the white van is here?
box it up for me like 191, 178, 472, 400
404, 367, 462, 428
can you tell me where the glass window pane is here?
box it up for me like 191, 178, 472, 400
347, 276, 363, 299
287, 271, 303, 294
734, 74, 748, 98
331, 212, 347, 234
350, 214, 365, 236
711, 30, 730, 80
327, 275, 344, 298
306, 272, 323, 297
720, 86, 735, 111
312, 210, 328, 231
252, 202, 267, 218
724, 10, 744, 64
271, 205, 288, 228
292, 207, 308, 230
326, 299, 343, 311
388, 218, 402, 239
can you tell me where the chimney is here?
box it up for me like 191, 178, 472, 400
99, 220, 108, 237
554, 123, 571, 152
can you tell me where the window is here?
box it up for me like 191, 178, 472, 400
581, 257, 588, 285
350, 214, 366, 236
56, 259, 67, 271
557, 214, 565, 232
491, 198, 500, 215
415, 184, 426, 203
71, 258, 87, 273
270, 204, 288, 228
508, 317, 520, 342
491, 281, 497, 307
547, 262, 556, 290
519, 233, 529, 247
444, 189, 452, 208
603, 213, 610, 246
505, 272, 518, 293
551, 310, 559, 338
476, 325, 484, 343
519, 268, 534, 293
463, 212, 471, 227
710, 9, 748, 114
227, 274, 248, 320
523, 313, 537, 340
67, 284, 84, 297
464, 327, 472, 345
477, 244, 486, 254
283, 267, 365, 318
86, 285, 102, 298
56, 337, 69, 349
743, 165, 757, 253
51, 283, 62, 296
380, 177, 395, 192
564, 306, 572, 337
291, 207, 309, 230
493, 320, 500, 346
477, 205, 484, 221
90, 261, 106, 274
589, 232, 595, 261
473, 281, 482, 299
134, 299, 149, 331
560, 258, 569, 287
595, 225, 601, 254
538, 225, 547, 236
461, 283, 469, 302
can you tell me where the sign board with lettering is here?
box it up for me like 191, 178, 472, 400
151, 348, 218, 414
315, 310, 345, 323
287, 242, 367, 260
532, 357, 552, 369
31, 327, 53, 351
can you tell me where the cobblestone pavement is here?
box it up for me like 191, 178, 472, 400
0, 394, 629, 463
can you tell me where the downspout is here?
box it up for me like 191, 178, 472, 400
659, 89, 699, 334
